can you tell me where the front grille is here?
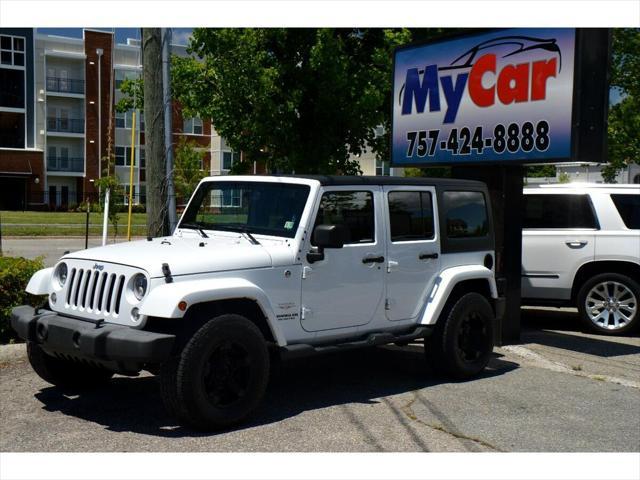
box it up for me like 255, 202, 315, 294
66, 267, 126, 316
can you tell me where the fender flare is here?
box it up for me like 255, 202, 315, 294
139, 277, 286, 346
26, 268, 54, 295
419, 265, 497, 326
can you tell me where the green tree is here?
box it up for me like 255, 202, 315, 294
404, 166, 451, 178
525, 165, 556, 179
602, 28, 640, 182
174, 137, 206, 203
115, 77, 144, 112
173, 28, 412, 174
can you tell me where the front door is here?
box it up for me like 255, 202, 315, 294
300, 187, 385, 332
384, 186, 441, 321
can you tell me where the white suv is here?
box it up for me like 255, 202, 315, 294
12, 175, 503, 430
522, 183, 640, 334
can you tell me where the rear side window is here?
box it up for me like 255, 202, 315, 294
611, 194, 640, 229
313, 191, 375, 244
523, 194, 597, 229
388, 191, 434, 241
443, 191, 489, 238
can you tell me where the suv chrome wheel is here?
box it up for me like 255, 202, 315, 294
577, 273, 640, 335
585, 281, 637, 330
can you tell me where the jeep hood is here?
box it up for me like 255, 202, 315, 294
63, 236, 275, 278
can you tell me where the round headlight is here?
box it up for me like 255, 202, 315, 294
54, 263, 68, 287
132, 274, 148, 301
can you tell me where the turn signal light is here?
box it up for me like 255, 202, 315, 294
178, 301, 187, 312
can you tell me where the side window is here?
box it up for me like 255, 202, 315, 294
443, 191, 489, 238
611, 194, 640, 229
523, 194, 597, 229
313, 191, 375, 244
388, 191, 434, 241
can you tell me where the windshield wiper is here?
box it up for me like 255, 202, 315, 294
179, 223, 209, 238
213, 225, 260, 245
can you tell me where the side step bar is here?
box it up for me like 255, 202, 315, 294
280, 325, 432, 360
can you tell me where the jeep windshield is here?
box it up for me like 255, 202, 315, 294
179, 181, 310, 239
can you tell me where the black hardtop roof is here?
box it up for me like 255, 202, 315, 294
276, 175, 487, 189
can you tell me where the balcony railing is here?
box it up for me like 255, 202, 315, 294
46, 77, 85, 94
47, 156, 84, 173
46, 117, 84, 134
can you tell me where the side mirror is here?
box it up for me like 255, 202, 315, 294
307, 224, 350, 264
313, 224, 349, 249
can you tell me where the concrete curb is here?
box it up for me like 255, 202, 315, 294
0, 343, 27, 364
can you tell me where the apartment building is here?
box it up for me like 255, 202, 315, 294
0, 28, 245, 210
0, 28, 41, 210
0, 28, 397, 211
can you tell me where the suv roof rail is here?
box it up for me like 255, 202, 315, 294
531, 183, 640, 189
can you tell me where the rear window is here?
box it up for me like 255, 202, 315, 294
523, 194, 597, 229
388, 191, 435, 242
443, 191, 489, 238
611, 194, 640, 229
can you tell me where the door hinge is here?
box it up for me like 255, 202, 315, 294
385, 298, 395, 310
301, 306, 311, 320
387, 260, 398, 273
302, 266, 313, 279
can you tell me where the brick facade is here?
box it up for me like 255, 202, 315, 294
84, 30, 115, 199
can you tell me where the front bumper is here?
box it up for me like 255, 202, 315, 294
11, 305, 175, 372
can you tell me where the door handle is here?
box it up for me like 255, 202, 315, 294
362, 255, 385, 264
419, 253, 439, 260
565, 240, 588, 248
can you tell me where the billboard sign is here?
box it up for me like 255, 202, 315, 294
392, 28, 583, 166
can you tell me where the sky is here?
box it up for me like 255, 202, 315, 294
37, 28, 193, 46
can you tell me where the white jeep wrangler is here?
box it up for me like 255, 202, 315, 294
12, 175, 503, 430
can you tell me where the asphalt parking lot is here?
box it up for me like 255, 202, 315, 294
1, 308, 638, 452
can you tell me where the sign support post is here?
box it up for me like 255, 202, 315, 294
451, 164, 523, 344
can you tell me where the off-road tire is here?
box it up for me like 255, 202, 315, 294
27, 341, 113, 389
425, 292, 494, 379
160, 314, 270, 431
577, 273, 639, 335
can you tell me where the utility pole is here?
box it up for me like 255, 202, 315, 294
142, 28, 167, 237
162, 28, 177, 232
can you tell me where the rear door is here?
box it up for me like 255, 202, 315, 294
521, 193, 597, 300
384, 186, 440, 321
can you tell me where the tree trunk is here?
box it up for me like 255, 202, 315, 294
142, 28, 167, 237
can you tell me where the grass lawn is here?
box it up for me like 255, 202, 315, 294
1, 210, 148, 237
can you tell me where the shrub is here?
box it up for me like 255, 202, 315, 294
0, 256, 46, 344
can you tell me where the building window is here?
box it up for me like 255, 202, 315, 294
123, 185, 137, 205
115, 146, 138, 167
0, 68, 25, 109
115, 69, 140, 90
634, 174, 640, 184
183, 117, 203, 135
376, 159, 390, 176
222, 151, 241, 171
115, 110, 135, 129
0, 35, 25, 67
0, 111, 25, 148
